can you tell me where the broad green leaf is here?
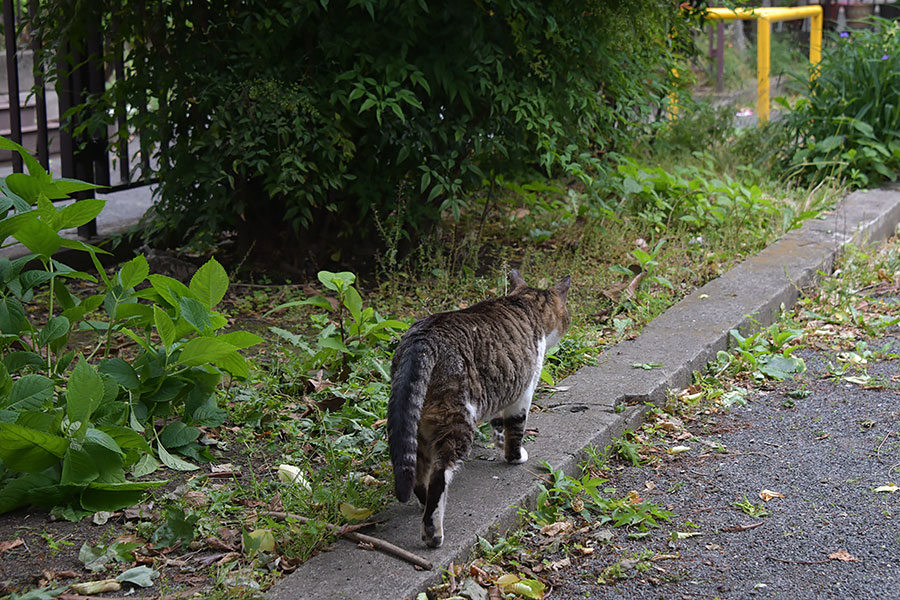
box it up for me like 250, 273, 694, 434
3, 351, 44, 373
216, 331, 263, 349
320, 336, 351, 353
148, 273, 194, 308
0, 471, 59, 514
0, 296, 26, 334
87, 479, 168, 491
7, 374, 54, 410
116, 565, 158, 588
98, 358, 140, 390
80, 487, 146, 512
179, 296, 212, 334
317, 270, 355, 292
12, 218, 62, 257
189, 258, 229, 309
0, 136, 49, 180
118, 254, 149, 289
0, 422, 68, 472
343, 285, 363, 324
36, 315, 69, 347
61, 446, 100, 485
216, 351, 249, 379
339, 502, 373, 521
58, 198, 106, 229
131, 453, 160, 478
153, 305, 176, 350
85, 427, 125, 456
157, 441, 199, 471
159, 421, 201, 450
176, 337, 239, 367
67, 359, 104, 425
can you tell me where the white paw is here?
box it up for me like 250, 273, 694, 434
508, 448, 528, 464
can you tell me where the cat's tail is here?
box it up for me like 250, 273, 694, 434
387, 340, 436, 503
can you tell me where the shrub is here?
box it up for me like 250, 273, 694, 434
31, 1, 700, 260
780, 19, 900, 187
0, 137, 261, 518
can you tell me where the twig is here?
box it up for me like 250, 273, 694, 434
720, 522, 764, 532
875, 431, 895, 462
261, 511, 433, 570
766, 555, 829, 565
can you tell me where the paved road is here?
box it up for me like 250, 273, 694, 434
537, 320, 900, 598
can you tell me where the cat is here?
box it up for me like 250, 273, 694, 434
387, 270, 571, 548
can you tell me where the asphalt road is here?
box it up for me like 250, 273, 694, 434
538, 330, 900, 600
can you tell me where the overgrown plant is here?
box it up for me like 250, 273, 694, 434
30, 1, 701, 259
781, 19, 900, 187
0, 137, 261, 517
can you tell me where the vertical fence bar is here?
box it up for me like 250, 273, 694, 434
28, 0, 49, 169
716, 21, 725, 93
3, 0, 22, 172
113, 18, 129, 185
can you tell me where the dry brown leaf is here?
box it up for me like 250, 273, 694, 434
0, 538, 24, 553
540, 520, 574, 537
828, 551, 858, 562
759, 489, 784, 502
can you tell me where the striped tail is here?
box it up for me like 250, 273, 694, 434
387, 340, 435, 502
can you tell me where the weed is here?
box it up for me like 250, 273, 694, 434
732, 496, 771, 518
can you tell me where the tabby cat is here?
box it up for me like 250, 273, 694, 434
387, 270, 571, 548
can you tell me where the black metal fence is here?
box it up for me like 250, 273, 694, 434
1, 0, 151, 236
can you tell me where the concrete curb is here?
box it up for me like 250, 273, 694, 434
267, 187, 900, 600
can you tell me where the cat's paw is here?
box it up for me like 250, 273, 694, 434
506, 448, 528, 464
422, 524, 443, 548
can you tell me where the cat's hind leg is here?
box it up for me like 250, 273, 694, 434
490, 417, 505, 448
421, 423, 473, 548
413, 443, 430, 506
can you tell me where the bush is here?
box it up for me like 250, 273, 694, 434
0, 137, 261, 518
32, 1, 699, 260
781, 19, 900, 187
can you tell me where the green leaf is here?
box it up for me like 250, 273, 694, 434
0, 471, 59, 514
58, 199, 106, 229
215, 351, 249, 379
61, 446, 100, 485
84, 427, 124, 456
343, 285, 363, 324
0, 422, 68, 472
7, 374, 54, 410
189, 258, 229, 309
157, 442, 199, 471
147, 274, 194, 308
131, 453, 160, 478
216, 331, 263, 349
179, 296, 212, 334
36, 315, 69, 347
117, 565, 158, 588
80, 487, 146, 512
12, 218, 62, 257
320, 336, 351, 353
0, 296, 26, 334
176, 337, 239, 367
153, 305, 176, 350
118, 254, 150, 289
67, 360, 104, 425
98, 358, 140, 390
339, 502, 373, 522
159, 421, 202, 450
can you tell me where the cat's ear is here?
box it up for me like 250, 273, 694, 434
554, 275, 571, 300
509, 269, 527, 292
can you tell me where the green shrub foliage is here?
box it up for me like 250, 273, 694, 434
33, 1, 696, 257
782, 19, 900, 187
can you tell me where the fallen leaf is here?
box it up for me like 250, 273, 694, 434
759, 489, 784, 502
828, 551, 858, 562
339, 502, 373, 522
577, 546, 595, 555
670, 531, 702, 540
0, 539, 24, 553
540, 520, 573, 537
874, 484, 899, 493
667, 445, 691, 455
69, 579, 122, 595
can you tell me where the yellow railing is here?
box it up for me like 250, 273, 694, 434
704, 6, 823, 122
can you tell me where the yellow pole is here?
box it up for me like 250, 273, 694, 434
757, 17, 771, 122
809, 9, 822, 70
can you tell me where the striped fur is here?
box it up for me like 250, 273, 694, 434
387, 270, 570, 547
